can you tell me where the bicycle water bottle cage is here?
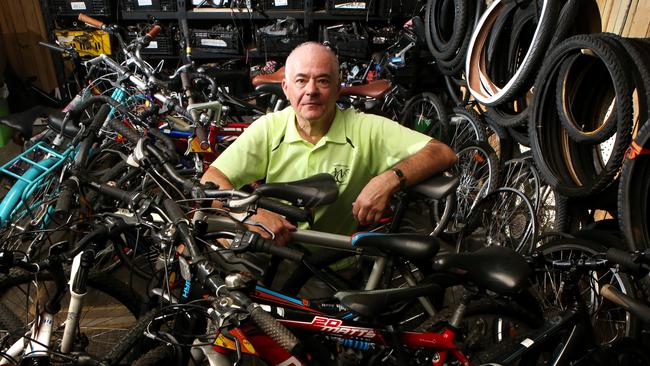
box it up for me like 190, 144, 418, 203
254, 173, 339, 208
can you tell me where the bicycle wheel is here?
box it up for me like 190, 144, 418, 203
500, 156, 541, 210
398, 92, 448, 141
445, 141, 500, 234
529, 238, 641, 345
0, 270, 142, 361
446, 107, 487, 153
457, 188, 537, 254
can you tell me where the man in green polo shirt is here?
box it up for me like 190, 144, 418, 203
201, 42, 456, 244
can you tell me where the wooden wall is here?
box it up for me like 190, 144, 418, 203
598, 0, 650, 37
0, 0, 57, 92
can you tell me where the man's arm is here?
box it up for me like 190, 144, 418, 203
201, 166, 296, 245
352, 139, 457, 225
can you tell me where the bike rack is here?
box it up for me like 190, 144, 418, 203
0, 142, 73, 226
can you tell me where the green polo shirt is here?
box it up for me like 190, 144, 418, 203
212, 107, 431, 235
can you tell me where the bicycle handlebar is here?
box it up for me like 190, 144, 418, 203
606, 247, 650, 274
146, 24, 161, 39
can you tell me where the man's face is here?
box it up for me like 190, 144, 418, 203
282, 47, 340, 123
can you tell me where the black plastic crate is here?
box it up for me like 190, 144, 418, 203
321, 23, 369, 59
126, 27, 176, 56
379, 0, 424, 17
121, 0, 177, 11
191, 27, 241, 55
191, 0, 249, 8
326, 0, 377, 15
255, 18, 306, 56
50, 0, 112, 16
259, 0, 303, 10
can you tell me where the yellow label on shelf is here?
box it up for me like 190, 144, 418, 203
54, 29, 112, 57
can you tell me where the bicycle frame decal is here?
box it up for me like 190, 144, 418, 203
213, 328, 258, 356
280, 316, 384, 341
252, 285, 321, 314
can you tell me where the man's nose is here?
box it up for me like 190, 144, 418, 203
305, 78, 319, 95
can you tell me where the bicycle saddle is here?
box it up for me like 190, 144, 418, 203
334, 282, 444, 317
339, 79, 391, 98
254, 173, 339, 208
0, 105, 55, 139
351, 233, 440, 261
254, 82, 284, 97
251, 66, 285, 87
409, 174, 459, 200
48, 110, 80, 138
433, 246, 530, 295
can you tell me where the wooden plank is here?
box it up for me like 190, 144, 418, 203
628, 0, 650, 37
622, 0, 639, 36
600, 0, 615, 32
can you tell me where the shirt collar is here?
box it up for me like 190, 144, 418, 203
284, 108, 347, 145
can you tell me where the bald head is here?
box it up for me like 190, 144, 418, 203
285, 42, 339, 82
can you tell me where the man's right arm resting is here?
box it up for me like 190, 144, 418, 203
200, 166, 296, 245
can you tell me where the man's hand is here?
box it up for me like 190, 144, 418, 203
247, 208, 296, 246
353, 172, 400, 226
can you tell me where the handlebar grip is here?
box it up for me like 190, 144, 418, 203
146, 24, 161, 39
601, 284, 650, 323
39, 41, 67, 53
87, 104, 110, 135
257, 197, 311, 223
249, 304, 301, 354
194, 125, 210, 150
92, 182, 140, 204
107, 119, 142, 144
163, 198, 187, 225
54, 179, 77, 221
252, 235, 304, 262
78, 13, 104, 29
606, 247, 643, 274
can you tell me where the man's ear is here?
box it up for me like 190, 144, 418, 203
281, 79, 289, 98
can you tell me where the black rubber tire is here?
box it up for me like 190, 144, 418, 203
529, 35, 633, 197
444, 74, 470, 107
425, 0, 469, 61
446, 106, 487, 153
618, 118, 650, 251
466, 0, 561, 106
0, 270, 143, 359
531, 238, 642, 344
398, 92, 449, 141
507, 125, 530, 147
554, 34, 633, 144
0, 301, 24, 345
446, 141, 500, 234
457, 187, 537, 254
132, 345, 177, 366
484, 113, 517, 162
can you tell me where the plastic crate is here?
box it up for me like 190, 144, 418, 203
126, 28, 176, 56
326, 0, 377, 15
259, 0, 303, 10
379, 0, 424, 17
191, 0, 249, 8
255, 18, 306, 56
121, 0, 177, 11
321, 23, 369, 59
191, 28, 241, 55
50, 0, 112, 16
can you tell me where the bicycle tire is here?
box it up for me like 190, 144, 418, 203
425, 0, 469, 61
398, 92, 449, 141
466, 0, 561, 106
554, 34, 632, 144
131, 345, 177, 366
0, 269, 143, 360
618, 118, 650, 252
530, 238, 642, 345
446, 107, 487, 152
501, 156, 541, 210
445, 141, 500, 235
457, 187, 537, 254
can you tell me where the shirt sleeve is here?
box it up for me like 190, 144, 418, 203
211, 116, 271, 189
366, 114, 432, 172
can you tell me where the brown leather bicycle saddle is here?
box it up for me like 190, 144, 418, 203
339, 79, 391, 98
251, 66, 285, 87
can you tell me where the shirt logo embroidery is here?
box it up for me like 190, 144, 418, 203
331, 165, 350, 185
